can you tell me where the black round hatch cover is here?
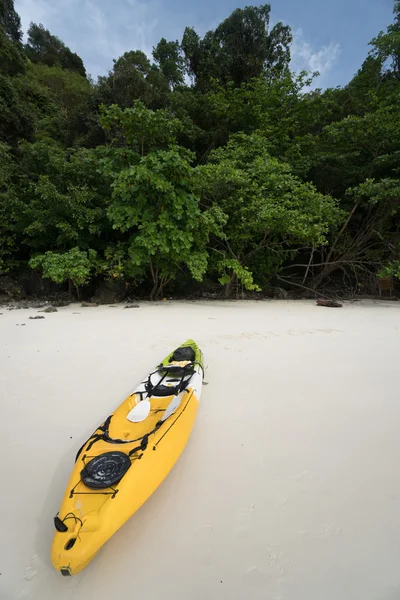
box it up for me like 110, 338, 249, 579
81, 451, 131, 489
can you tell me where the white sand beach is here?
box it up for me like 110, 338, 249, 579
1, 299, 400, 600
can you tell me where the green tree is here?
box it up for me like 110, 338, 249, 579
0, 73, 36, 143
0, 0, 21, 42
153, 38, 185, 88
25, 23, 86, 77
370, 1, 400, 79
96, 50, 170, 110
379, 261, 400, 280
310, 178, 400, 290
30, 247, 97, 297
31, 63, 92, 145
206, 71, 316, 158
100, 101, 183, 155
109, 50, 152, 107
106, 146, 216, 299
14, 142, 109, 255
1, 0, 400, 301
198, 134, 340, 296
99, 103, 219, 298
181, 4, 292, 89
0, 26, 25, 75
0, 142, 19, 271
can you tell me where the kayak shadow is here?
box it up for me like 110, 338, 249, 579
33, 427, 93, 571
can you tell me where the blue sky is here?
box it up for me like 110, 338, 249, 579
15, 0, 395, 88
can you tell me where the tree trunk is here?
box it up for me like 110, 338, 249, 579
313, 263, 340, 289
74, 281, 80, 300
155, 275, 170, 301
313, 200, 361, 289
224, 273, 236, 299
150, 282, 158, 301
149, 258, 158, 301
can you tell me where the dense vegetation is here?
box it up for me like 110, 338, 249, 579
1, 0, 399, 299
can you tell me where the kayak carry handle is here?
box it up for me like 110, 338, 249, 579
54, 515, 68, 532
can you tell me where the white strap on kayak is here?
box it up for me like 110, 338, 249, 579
126, 398, 151, 423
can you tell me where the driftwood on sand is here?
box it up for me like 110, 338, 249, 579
316, 299, 343, 308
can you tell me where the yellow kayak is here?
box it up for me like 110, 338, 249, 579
51, 340, 203, 575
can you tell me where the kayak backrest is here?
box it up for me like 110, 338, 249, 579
171, 346, 195, 362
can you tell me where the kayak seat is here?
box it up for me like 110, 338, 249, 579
133, 346, 196, 402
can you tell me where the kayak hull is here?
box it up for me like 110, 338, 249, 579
51, 340, 203, 575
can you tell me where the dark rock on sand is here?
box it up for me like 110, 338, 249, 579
273, 287, 289, 300
40, 306, 58, 313
0, 276, 24, 299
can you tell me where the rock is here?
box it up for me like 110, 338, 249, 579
81, 301, 98, 308
316, 299, 343, 308
93, 280, 126, 304
52, 300, 70, 307
18, 269, 45, 296
27, 301, 47, 308
17, 270, 63, 297
29, 316, 45, 320
124, 304, 140, 309
273, 287, 289, 300
2, 300, 47, 310
0, 276, 24, 299
39, 306, 58, 313
15, 301, 30, 309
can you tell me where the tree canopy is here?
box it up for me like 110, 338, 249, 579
1, 0, 399, 299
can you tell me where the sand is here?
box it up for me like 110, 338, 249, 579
1, 299, 400, 600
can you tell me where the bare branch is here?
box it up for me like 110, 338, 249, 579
302, 246, 315, 285
276, 276, 329, 299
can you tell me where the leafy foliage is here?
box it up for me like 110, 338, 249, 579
379, 261, 400, 279
0, 0, 21, 43
153, 38, 185, 89
0, 1, 399, 299
25, 23, 86, 77
182, 4, 292, 89
100, 101, 183, 155
198, 134, 340, 294
101, 104, 219, 298
30, 247, 97, 297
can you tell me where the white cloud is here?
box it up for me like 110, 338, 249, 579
15, 0, 160, 79
16, 0, 74, 35
290, 28, 341, 87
